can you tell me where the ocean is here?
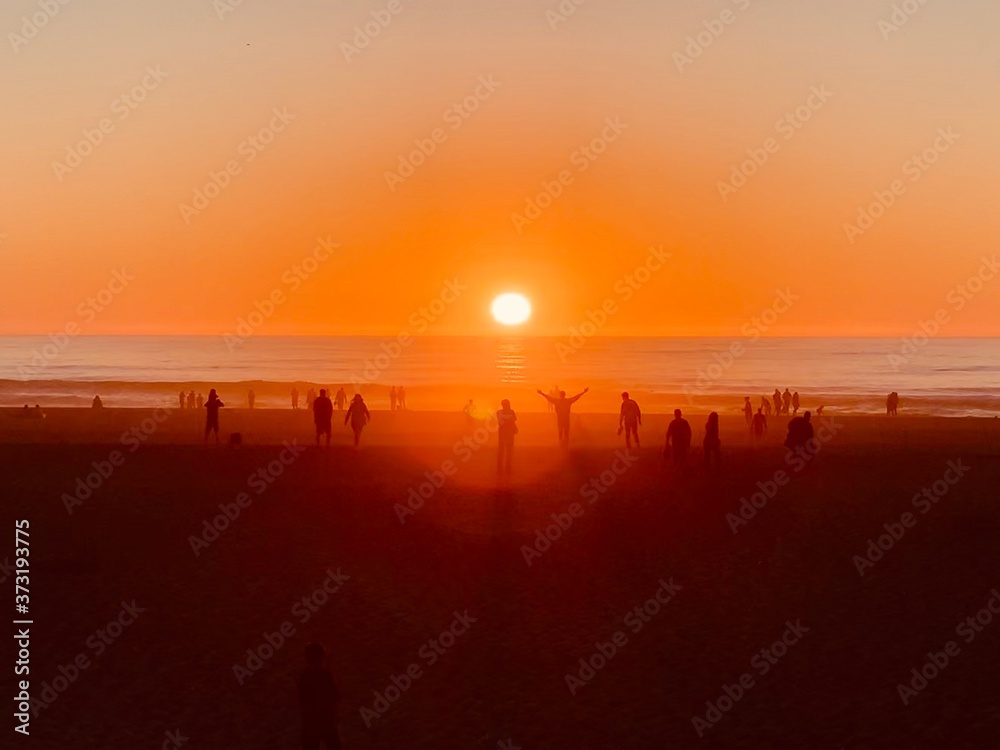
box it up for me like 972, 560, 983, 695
1, 336, 998, 416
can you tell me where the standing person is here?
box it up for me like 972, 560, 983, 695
665, 409, 692, 468
618, 391, 642, 450
291, 387, 299, 410
345, 394, 371, 447
247, 389, 256, 409
763, 397, 772, 417
313, 389, 334, 447
496, 399, 517, 475
887, 391, 899, 416
306, 388, 316, 411
187, 390, 196, 410
537, 387, 589, 448
196, 393, 204, 409
334, 387, 346, 411
92, 395, 103, 409
297, 643, 341, 750
782, 388, 792, 416
743, 397, 753, 429
178, 390, 186, 410
791, 391, 800, 416
772, 388, 782, 417
751, 407, 768, 441
390, 386, 397, 412
703, 412, 721, 471
398, 386, 407, 410
204, 389, 224, 444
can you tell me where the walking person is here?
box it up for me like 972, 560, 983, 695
204, 389, 224, 444
751, 407, 767, 441
345, 394, 371, 447
297, 643, 341, 750
664, 409, 692, 469
618, 391, 642, 450
313, 389, 334, 447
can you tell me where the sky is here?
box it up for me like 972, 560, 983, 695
2, 0, 999, 337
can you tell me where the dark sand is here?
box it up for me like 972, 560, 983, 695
4, 408, 1000, 748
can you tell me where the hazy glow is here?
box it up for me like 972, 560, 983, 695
491, 293, 532, 326
2, 1, 999, 336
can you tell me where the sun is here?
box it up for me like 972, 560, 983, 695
491, 293, 532, 326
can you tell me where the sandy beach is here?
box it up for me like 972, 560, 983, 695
4, 408, 1000, 748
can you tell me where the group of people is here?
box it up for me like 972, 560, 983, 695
751, 388, 801, 418
311, 389, 371, 448
177, 390, 205, 410
483, 388, 823, 474
300, 387, 349, 412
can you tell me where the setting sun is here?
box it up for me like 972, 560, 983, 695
491, 293, 532, 326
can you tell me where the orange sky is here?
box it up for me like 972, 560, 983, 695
2, 0, 999, 337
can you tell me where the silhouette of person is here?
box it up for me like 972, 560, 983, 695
537, 387, 589, 448
497, 399, 517, 474
751, 407, 767, 440
345, 394, 370, 447
390, 386, 397, 412
782, 388, 792, 416
791, 391, 800, 416
204, 389, 224, 444
247, 389, 256, 409
816, 405, 825, 418
886, 391, 899, 416
547, 386, 559, 413
196, 393, 204, 409
334, 388, 346, 412
665, 409, 691, 467
703, 411, 721, 470
179, 390, 186, 410
785, 410, 814, 452
298, 642, 341, 750
187, 390, 196, 410
772, 389, 782, 417
618, 391, 641, 450
291, 387, 299, 410
313, 388, 334, 447
306, 388, 316, 411
92, 395, 103, 409
763, 397, 772, 417
398, 386, 407, 410
743, 397, 753, 428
